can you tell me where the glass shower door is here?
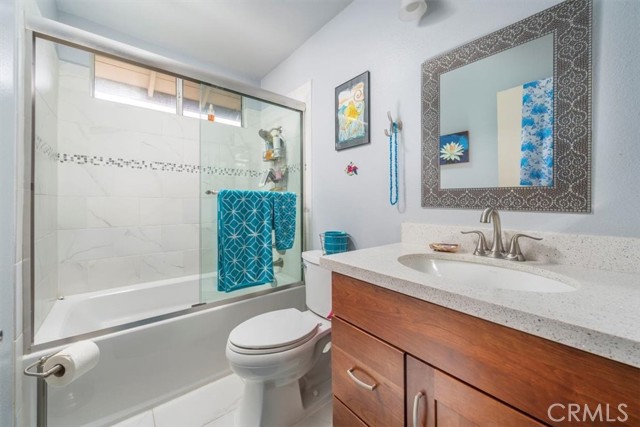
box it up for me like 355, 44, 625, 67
199, 84, 303, 303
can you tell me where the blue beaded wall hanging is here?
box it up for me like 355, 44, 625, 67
384, 112, 402, 206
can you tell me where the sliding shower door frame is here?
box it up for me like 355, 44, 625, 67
24, 16, 307, 354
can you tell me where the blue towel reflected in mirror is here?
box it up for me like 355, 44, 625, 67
520, 77, 554, 187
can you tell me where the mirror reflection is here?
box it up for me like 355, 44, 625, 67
439, 34, 553, 189
422, 0, 591, 212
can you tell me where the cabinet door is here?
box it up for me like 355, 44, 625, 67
406, 355, 547, 427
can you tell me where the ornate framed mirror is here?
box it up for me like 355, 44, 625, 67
421, 0, 592, 212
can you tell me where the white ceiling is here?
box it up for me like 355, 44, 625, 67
53, 0, 353, 83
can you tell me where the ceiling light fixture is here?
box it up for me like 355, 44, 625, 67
399, 0, 427, 21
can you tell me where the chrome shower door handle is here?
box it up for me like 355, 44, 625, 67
346, 367, 377, 391
412, 391, 425, 427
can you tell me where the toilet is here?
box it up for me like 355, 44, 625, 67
225, 250, 332, 427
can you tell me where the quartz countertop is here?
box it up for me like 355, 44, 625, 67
320, 243, 640, 368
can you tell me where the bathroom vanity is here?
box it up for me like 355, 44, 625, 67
324, 236, 640, 427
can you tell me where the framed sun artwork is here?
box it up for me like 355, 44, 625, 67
439, 131, 470, 165
335, 71, 370, 151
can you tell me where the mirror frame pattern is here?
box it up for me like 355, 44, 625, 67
421, 0, 592, 212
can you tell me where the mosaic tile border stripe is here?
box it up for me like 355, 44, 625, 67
35, 136, 59, 161
36, 141, 301, 176
52, 153, 299, 179
59, 153, 203, 173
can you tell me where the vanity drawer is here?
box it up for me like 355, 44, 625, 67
333, 397, 368, 427
332, 317, 404, 427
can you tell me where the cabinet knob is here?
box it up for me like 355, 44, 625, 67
412, 391, 425, 427
346, 367, 378, 391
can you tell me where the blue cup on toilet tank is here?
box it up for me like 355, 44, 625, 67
320, 231, 348, 255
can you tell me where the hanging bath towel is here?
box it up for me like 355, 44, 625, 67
272, 192, 297, 251
217, 190, 274, 292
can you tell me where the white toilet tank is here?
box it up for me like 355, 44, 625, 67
302, 250, 332, 319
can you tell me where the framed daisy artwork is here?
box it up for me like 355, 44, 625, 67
439, 131, 469, 165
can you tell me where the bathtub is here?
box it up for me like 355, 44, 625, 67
34, 273, 294, 344
24, 274, 305, 427
34, 275, 202, 343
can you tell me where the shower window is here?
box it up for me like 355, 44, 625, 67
92, 55, 242, 127
93, 55, 178, 114
184, 80, 242, 127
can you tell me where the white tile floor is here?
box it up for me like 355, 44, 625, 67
110, 374, 332, 427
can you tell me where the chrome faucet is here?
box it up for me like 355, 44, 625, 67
462, 208, 542, 261
479, 207, 504, 258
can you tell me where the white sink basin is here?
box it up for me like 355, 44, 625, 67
397, 255, 576, 293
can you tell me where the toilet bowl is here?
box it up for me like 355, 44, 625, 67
225, 250, 332, 427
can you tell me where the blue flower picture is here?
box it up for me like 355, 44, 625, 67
439, 131, 470, 165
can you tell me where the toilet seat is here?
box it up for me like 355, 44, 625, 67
228, 308, 321, 355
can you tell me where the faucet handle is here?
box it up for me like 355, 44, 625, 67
461, 231, 490, 256
506, 234, 542, 261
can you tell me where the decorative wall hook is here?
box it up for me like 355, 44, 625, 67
384, 111, 402, 137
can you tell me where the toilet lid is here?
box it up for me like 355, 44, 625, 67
229, 308, 320, 350
301, 250, 323, 266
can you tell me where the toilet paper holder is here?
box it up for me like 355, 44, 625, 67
24, 353, 64, 427
25, 341, 100, 427
24, 354, 65, 379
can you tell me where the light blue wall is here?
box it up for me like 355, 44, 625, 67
0, 0, 19, 424
262, 0, 640, 247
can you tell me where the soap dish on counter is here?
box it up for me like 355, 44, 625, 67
429, 243, 460, 253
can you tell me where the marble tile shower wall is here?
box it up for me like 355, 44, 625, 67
33, 40, 59, 332
56, 62, 201, 296
48, 61, 302, 298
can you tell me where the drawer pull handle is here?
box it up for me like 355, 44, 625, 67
412, 391, 425, 427
346, 367, 378, 391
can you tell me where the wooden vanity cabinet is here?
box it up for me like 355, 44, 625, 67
331, 273, 639, 427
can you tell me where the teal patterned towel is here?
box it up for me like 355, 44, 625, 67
273, 192, 297, 251
218, 190, 274, 292
217, 190, 297, 292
